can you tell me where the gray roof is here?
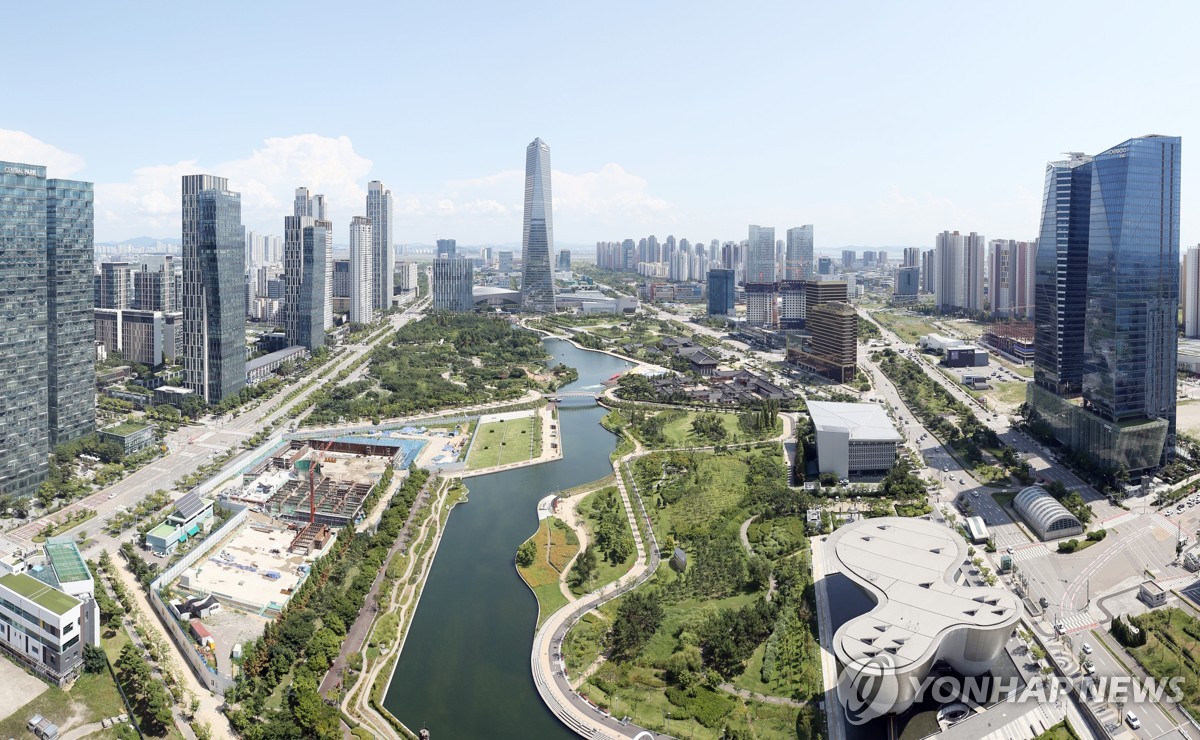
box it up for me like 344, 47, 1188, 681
246, 345, 306, 373
828, 517, 1019, 669
175, 492, 207, 521
808, 401, 902, 443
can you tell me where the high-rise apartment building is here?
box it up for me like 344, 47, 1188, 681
707, 269, 736, 316
785, 225, 814, 280
332, 259, 351, 299
521, 138, 556, 312
396, 261, 419, 293
841, 250, 855, 268
988, 240, 1036, 318
0, 162, 95, 498
97, 261, 131, 309
436, 239, 457, 259
432, 258, 474, 312
745, 225, 777, 326
903, 247, 920, 268
313, 194, 333, 330
181, 174, 246, 404
366, 181, 394, 311
933, 231, 985, 313
349, 216, 374, 324
133, 256, 180, 312
1028, 136, 1181, 475
1184, 246, 1200, 338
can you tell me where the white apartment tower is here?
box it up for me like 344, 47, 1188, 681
933, 230, 986, 313
1184, 245, 1200, 338
350, 216, 374, 324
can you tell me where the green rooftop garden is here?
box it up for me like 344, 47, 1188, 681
0, 573, 80, 615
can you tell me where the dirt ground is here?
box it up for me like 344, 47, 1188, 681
0, 656, 49, 723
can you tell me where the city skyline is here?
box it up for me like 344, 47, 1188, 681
3, 3, 1199, 249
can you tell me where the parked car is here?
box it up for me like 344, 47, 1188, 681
1125, 712, 1141, 730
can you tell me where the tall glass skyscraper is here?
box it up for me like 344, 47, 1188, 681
707, 269, 736, 316
182, 174, 246, 404
1028, 136, 1181, 474
521, 138, 556, 313
0, 161, 94, 498
46, 178, 96, 446
283, 212, 327, 351
1033, 153, 1093, 397
366, 181, 393, 311
349, 216, 374, 324
785, 225, 813, 280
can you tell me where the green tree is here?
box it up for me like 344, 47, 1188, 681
610, 590, 665, 660
516, 539, 537, 568
83, 643, 107, 673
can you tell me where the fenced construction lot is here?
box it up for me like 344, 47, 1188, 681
466, 409, 541, 470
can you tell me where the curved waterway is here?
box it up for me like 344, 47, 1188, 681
384, 338, 631, 739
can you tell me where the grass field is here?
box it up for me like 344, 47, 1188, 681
466, 414, 540, 470
660, 411, 766, 446
985, 380, 1030, 409
0, 664, 128, 740
517, 517, 579, 626
870, 311, 940, 344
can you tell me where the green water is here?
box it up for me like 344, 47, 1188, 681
384, 339, 630, 738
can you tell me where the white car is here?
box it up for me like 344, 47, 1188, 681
1006, 545, 1014, 554
1125, 712, 1141, 730
1055, 622, 1066, 635
1082, 642, 1093, 654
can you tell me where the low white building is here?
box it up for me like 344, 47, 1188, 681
918, 333, 972, 354
807, 401, 902, 479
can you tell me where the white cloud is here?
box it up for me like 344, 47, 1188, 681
0, 129, 86, 176
94, 134, 373, 240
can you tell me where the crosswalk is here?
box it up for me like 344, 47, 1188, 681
1008, 544, 1052, 562
1058, 612, 1100, 634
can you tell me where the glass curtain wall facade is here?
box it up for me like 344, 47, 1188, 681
1033, 154, 1092, 397
182, 175, 246, 404
1081, 136, 1181, 463
283, 214, 327, 351
0, 163, 50, 498
521, 138, 556, 312
707, 269, 735, 315
1028, 136, 1181, 474
46, 179, 95, 446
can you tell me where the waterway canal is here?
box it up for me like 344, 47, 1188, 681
384, 338, 630, 738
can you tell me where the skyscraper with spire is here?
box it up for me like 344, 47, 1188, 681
521, 138, 555, 312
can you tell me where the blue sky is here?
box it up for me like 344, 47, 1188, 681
5, 1, 1197, 249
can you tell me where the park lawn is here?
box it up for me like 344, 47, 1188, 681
466, 414, 539, 469
563, 611, 608, 678
655, 449, 754, 537
581, 666, 799, 740
660, 411, 757, 446
571, 488, 636, 596
733, 637, 823, 701
0, 669, 127, 740
746, 516, 808, 559
517, 517, 578, 626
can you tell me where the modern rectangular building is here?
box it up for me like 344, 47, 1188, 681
182, 174, 246, 405
778, 280, 806, 329
94, 308, 180, 367
96, 260, 131, 309
432, 257, 475, 312
933, 230, 986, 313
988, 239, 1036, 318
283, 212, 327, 351
0, 162, 95, 499
133, 256, 180, 312
144, 492, 215, 556
396, 261, 419, 293
894, 265, 920, 302
788, 301, 858, 383
436, 239, 456, 259
807, 401, 901, 478
1028, 136, 1180, 475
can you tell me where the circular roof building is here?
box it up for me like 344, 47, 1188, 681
1013, 486, 1084, 541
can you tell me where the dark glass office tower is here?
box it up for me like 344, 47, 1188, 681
707, 269, 736, 315
0, 163, 50, 498
1033, 153, 1092, 397
182, 175, 246, 404
521, 138, 556, 313
0, 162, 95, 498
1027, 136, 1181, 475
284, 213, 327, 351
46, 178, 95, 445
1082, 136, 1181, 460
